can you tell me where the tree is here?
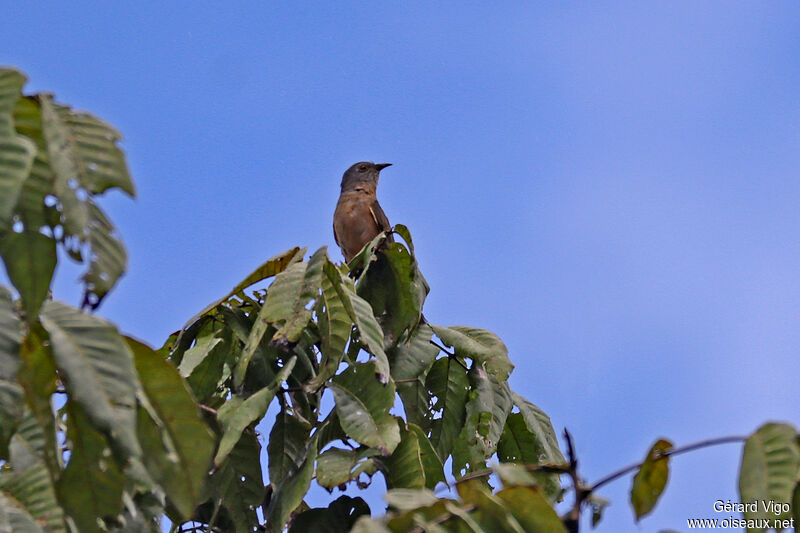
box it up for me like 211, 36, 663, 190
0, 67, 797, 533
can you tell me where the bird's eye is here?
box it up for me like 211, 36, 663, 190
358, 165, 368, 172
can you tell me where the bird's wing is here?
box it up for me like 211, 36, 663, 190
333, 221, 340, 247
369, 200, 392, 232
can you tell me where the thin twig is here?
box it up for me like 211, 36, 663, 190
198, 404, 217, 415
590, 434, 747, 492
429, 340, 454, 356
562, 429, 583, 533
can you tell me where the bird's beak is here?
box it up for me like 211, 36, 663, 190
375, 163, 392, 171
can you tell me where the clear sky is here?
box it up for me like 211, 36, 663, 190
5, 2, 800, 531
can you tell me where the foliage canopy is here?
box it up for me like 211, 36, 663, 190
0, 67, 797, 533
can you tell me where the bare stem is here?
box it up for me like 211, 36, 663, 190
590, 434, 747, 492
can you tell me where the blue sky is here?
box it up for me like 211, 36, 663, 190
5, 2, 800, 530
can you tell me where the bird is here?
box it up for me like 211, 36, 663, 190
333, 161, 394, 263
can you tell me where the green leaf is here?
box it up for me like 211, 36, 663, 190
0, 492, 43, 533
390, 323, 438, 381
497, 414, 561, 501
178, 246, 305, 337
10, 96, 57, 235
0, 69, 36, 223
306, 260, 353, 391
39, 300, 140, 462
267, 433, 319, 532
180, 330, 231, 403
384, 422, 445, 490
0, 287, 23, 457
329, 361, 400, 455
7, 409, 47, 472
452, 366, 513, 477
0, 463, 66, 532
215, 356, 295, 467
739, 423, 799, 528
268, 410, 311, 485
355, 238, 428, 342
0, 231, 56, 320
47, 100, 134, 196
426, 356, 470, 462
80, 202, 128, 309
496, 486, 566, 533
209, 430, 264, 533
510, 392, 565, 466
289, 495, 371, 533
456, 479, 527, 533
392, 325, 438, 429
56, 401, 124, 533
127, 337, 215, 519
316, 447, 379, 490
430, 325, 513, 381
496, 392, 565, 501
267, 246, 326, 345
631, 438, 673, 520
39, 95, 89, 237
16, 330, 59, 476
336, 272, 391, 383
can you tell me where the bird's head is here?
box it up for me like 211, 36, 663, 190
340, 161, 391, 192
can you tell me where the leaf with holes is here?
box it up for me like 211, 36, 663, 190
426, 355, 469, 462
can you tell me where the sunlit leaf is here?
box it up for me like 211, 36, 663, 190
631, 438, 673, 520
